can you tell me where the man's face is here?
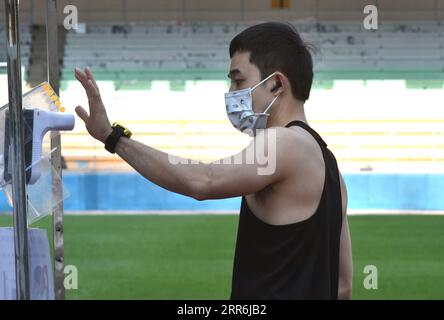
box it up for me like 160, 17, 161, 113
228, 51, 275, 114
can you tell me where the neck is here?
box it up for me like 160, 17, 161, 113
267, 99, 307, 128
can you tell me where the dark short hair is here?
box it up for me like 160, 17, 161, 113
229, 22, 314, 102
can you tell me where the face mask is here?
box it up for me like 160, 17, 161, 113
225, 72, 280, 136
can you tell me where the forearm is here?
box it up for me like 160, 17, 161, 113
114, 136, 208, 199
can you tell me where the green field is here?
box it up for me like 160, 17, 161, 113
1, 214, 443, 299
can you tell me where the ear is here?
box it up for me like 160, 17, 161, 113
270, 72, 286, 96
271, 81, 282, 92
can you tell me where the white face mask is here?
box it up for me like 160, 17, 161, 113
225, 72, 280, 136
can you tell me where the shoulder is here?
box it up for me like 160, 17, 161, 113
255, 125, 324, 171
263, 125, 323, 157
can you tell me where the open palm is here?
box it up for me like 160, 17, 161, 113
74, 67, 112, 143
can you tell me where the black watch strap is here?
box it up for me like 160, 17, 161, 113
105, 125, 125, 154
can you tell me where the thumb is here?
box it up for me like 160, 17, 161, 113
75, 106, 89, 123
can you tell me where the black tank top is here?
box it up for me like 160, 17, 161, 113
230, 120, 343, 300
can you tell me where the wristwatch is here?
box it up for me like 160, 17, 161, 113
105, 122, 132, 154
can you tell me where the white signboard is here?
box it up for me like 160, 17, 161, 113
0, 227, 54, 299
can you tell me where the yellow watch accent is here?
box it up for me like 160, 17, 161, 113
112, 122, 132, 138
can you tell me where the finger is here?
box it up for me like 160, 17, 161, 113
75, 68, 89, 89
74, 67, 87, 82
76, 68, 101, 101
85, 67, 100, 93
86, 79, 101, 101
75, 105, 89, 123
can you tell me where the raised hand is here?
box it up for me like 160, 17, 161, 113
74, 67, 112, 143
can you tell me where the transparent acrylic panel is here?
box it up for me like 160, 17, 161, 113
0, 82, 74, 225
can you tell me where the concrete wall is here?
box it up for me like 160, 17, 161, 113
0, 0, 443, 24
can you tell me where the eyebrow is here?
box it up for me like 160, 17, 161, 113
227, 69, 241, 79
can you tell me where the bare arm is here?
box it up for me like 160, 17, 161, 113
74, 68, 294, 200
112, 129, 290, 200
338, 173, 353, 300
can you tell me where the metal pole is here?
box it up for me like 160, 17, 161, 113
46, 0, 65, 300
4, 0, 31, 300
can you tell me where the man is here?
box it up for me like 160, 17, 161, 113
74, 22, 353, 300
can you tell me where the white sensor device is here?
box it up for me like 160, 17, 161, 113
28, 109, 75, 184
2, 108, 75, 185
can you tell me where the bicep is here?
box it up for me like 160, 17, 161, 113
200, 129, 294, 199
